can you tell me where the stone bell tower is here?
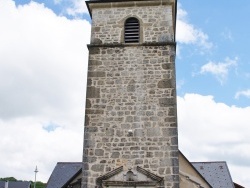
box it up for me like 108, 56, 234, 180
83, 0, 178, 187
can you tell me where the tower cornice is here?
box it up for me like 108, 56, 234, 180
86, 0, 176, 17
87, 42, 176, 50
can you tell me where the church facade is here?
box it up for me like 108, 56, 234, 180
83, 0, 179, 187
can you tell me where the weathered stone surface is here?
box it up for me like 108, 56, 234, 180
134, 129, 144, 137
158, 79, 173, 88
111, 152, 120, 158
85, 109, 104, 114
91, 164, 104, 172
83, 2, 178, 188
162, 128, 178, 137
91, 38, 103, 44
89, 60, 102, 66
82, 156, 97, 163
125, 116, 133, 122
89, 48, 100, 54
162, 63, 172, 70
95, 149, 104, 156
168, 107, 176, 116
84, 115, 89, 125
88, 71, 106, 78
105, 128, 114, 136
92, 27, 101, 32
164, 117, 176, 122
87, 79, 92, 86
127, 79, 136, 92
90, 5, 174, 44
84, 140, 95, 148
159, 98, 175, 107
86, 99, 91, 108
160, 158, 172, 166
116, 130, 123, 137
85, 127, 98, 133
147, 127, 161, 137
86, 87, 100, 98
171, 137, 178, 145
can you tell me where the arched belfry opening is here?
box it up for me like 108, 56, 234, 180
124, 17, 140, 43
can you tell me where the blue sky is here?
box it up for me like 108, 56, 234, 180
177, 0, 250, 107
1, 0, 250, 187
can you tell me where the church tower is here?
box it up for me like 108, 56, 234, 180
83, 0, 178, 187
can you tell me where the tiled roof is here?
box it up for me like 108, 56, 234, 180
0, 181, 31, 188
191, 161, 235, 188
234, 182, 245, 188
46, 162, 82, 188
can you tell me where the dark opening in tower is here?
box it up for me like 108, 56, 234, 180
124, 17, 140, 43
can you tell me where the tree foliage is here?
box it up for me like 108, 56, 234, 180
31, 181, 46, 188
0, 177, 17, 181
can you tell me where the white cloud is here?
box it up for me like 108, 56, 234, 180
235, 89, 250, 99
176, 5, 212, 50
51, 0, 88, 17
66, 0, 88, 16
200, 57, 238, 84
0, 0, 90, 182
177, 93, 250, 187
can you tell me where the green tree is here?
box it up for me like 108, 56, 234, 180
0, 177, 17, 181
30, 181, 46, 188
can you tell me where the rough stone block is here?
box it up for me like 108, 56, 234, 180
88, 71, 106, 77
91, 38, 103, 44
85, 115, 89, 125
85, 127, 98, 133
89, 60, 102, 66
158, 79, 173, 88
105, 129, 114, 136
87, 79, 92, 86
162, 63, 172, 70
85, 109, 104, 114
159, 98, 175, 107
111, 152, 120, 158
125, 116, 133, 122
91, 164, 104, 172
160, 158, 171, 166
95, 149, 104, 156
84, 139, 95, 148
147, 127, 161, 137
168, 107, 176, 116
86, 87, 100, 98
162, 128, 177, 137
89, 47, 100, 54
134, 129, 144, 137
171, 137, 178, 145
86, 99, 91, 108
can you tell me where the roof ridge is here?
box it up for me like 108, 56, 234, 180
57, 162, 82, 164
191, 161, 227, 163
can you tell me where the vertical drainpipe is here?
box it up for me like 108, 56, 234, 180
4, 181, 8, 188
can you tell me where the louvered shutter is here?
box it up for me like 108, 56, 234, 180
124, 18, 139, 43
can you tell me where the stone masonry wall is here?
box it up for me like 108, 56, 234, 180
91, 5, 174, 44
83, 2, 178, 188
